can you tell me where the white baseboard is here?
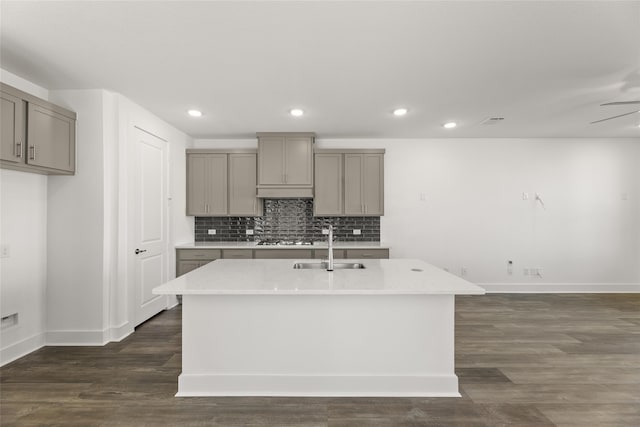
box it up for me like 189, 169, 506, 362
106, 321, 134, 342
0, 332, 45, 366
46, 322, 134, 346
46, 329, 109, 346
479, 282, 640, 293
177, 373, 460, 397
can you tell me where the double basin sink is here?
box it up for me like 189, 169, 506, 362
293, 262, 366, 270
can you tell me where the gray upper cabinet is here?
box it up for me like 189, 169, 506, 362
27, 103, 76, 172
1, 83, 76, 175
1, 91, 25, 163
257, 132, 314, 198
345, 153, 384, 216
187, 153, 228, 216
314, 152, 343, 216
229, 153, 262, 216
186, 150, 261, 217
315, 149, 384, 217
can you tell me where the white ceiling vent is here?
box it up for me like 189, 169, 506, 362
480, 117, 505, 125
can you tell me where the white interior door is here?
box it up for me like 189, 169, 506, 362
132, 127, 168, 326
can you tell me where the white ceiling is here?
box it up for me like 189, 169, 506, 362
1, 1, 639, 139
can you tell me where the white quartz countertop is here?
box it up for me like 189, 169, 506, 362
175, 241, 390, 249
153, 259, 485, 296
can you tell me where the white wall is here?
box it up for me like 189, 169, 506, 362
46, 89, 108, 343
0, 70, 49, 364
197, 137, 640, 290
1, 69, 193, 363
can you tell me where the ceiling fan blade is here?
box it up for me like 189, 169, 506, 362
601, 101, 640, 106
590, 110, 640, 124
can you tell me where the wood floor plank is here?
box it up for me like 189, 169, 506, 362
1, 293, 638, 426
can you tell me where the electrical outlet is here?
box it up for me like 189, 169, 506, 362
507, 260, 513, 275
0, 245, 9, 258
245, 229, 254, 235
419, 192, 426, 201
522, 192, 529, 200
461, 267, 467, 276
208, 229, 216, 235
353, 229, 361, 235
322, 229, 329, 235
523, 268, 529, 276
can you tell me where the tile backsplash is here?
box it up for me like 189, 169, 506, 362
195, 199, 380, 242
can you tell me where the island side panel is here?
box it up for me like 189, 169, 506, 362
179, 294, 458, 397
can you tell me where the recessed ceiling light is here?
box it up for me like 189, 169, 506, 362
443, 122, 457, 129
188, 109, 202, 117
393, 108, 408, 116
290, 109, 304, 117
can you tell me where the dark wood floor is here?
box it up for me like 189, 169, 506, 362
1, 294, 639, 426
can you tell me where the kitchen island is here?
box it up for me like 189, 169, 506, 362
153, 258, 484, 397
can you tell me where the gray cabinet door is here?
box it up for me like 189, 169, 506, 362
177, 261, 203, 277
229, 153, 261, 216
26, 102, 75, 173
284, 136, 313, 185
363, 154, 384, 215
187, 153, 228, 216
314, 153, 343, 216
258, 136, 286, 185
1, 91, 25, 163
344, 153, 384, 216
344, 154, 364, 215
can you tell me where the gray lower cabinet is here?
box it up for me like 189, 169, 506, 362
1, 83, 76, 175
254, 249, 313, 259
345, 249, 389, 259
176, 249, 221, 277
313, 249, 346, 259
222, 249, 253, 259
176, 247, 389, 276
187, 150, 261, 217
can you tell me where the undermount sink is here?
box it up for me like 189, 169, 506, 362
293, 262, 366, 270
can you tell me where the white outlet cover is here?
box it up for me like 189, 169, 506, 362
353, 229, 361, 235
246, 229, 254, 235
0, 245, 9, 258
322, 229, 329, 235
208, 229, 216, 235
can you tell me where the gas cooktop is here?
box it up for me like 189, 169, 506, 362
256, 240, 314, 246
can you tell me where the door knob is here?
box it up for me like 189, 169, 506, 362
135, 249, 147, 254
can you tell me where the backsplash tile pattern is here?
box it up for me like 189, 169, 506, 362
195, 199, 380, 242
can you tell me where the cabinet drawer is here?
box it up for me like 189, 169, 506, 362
177, 249, 221, 261
222, 249, 253, 259
254, 249, 313, 259
345, 249, 389, 259
313, 249, 345, 259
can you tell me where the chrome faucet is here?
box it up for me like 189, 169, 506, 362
327, 225, 334, 271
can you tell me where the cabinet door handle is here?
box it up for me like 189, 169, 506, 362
15, 142, 22, 158
29, 146, 36, 160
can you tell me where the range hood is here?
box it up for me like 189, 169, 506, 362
256, 187, 313, 198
